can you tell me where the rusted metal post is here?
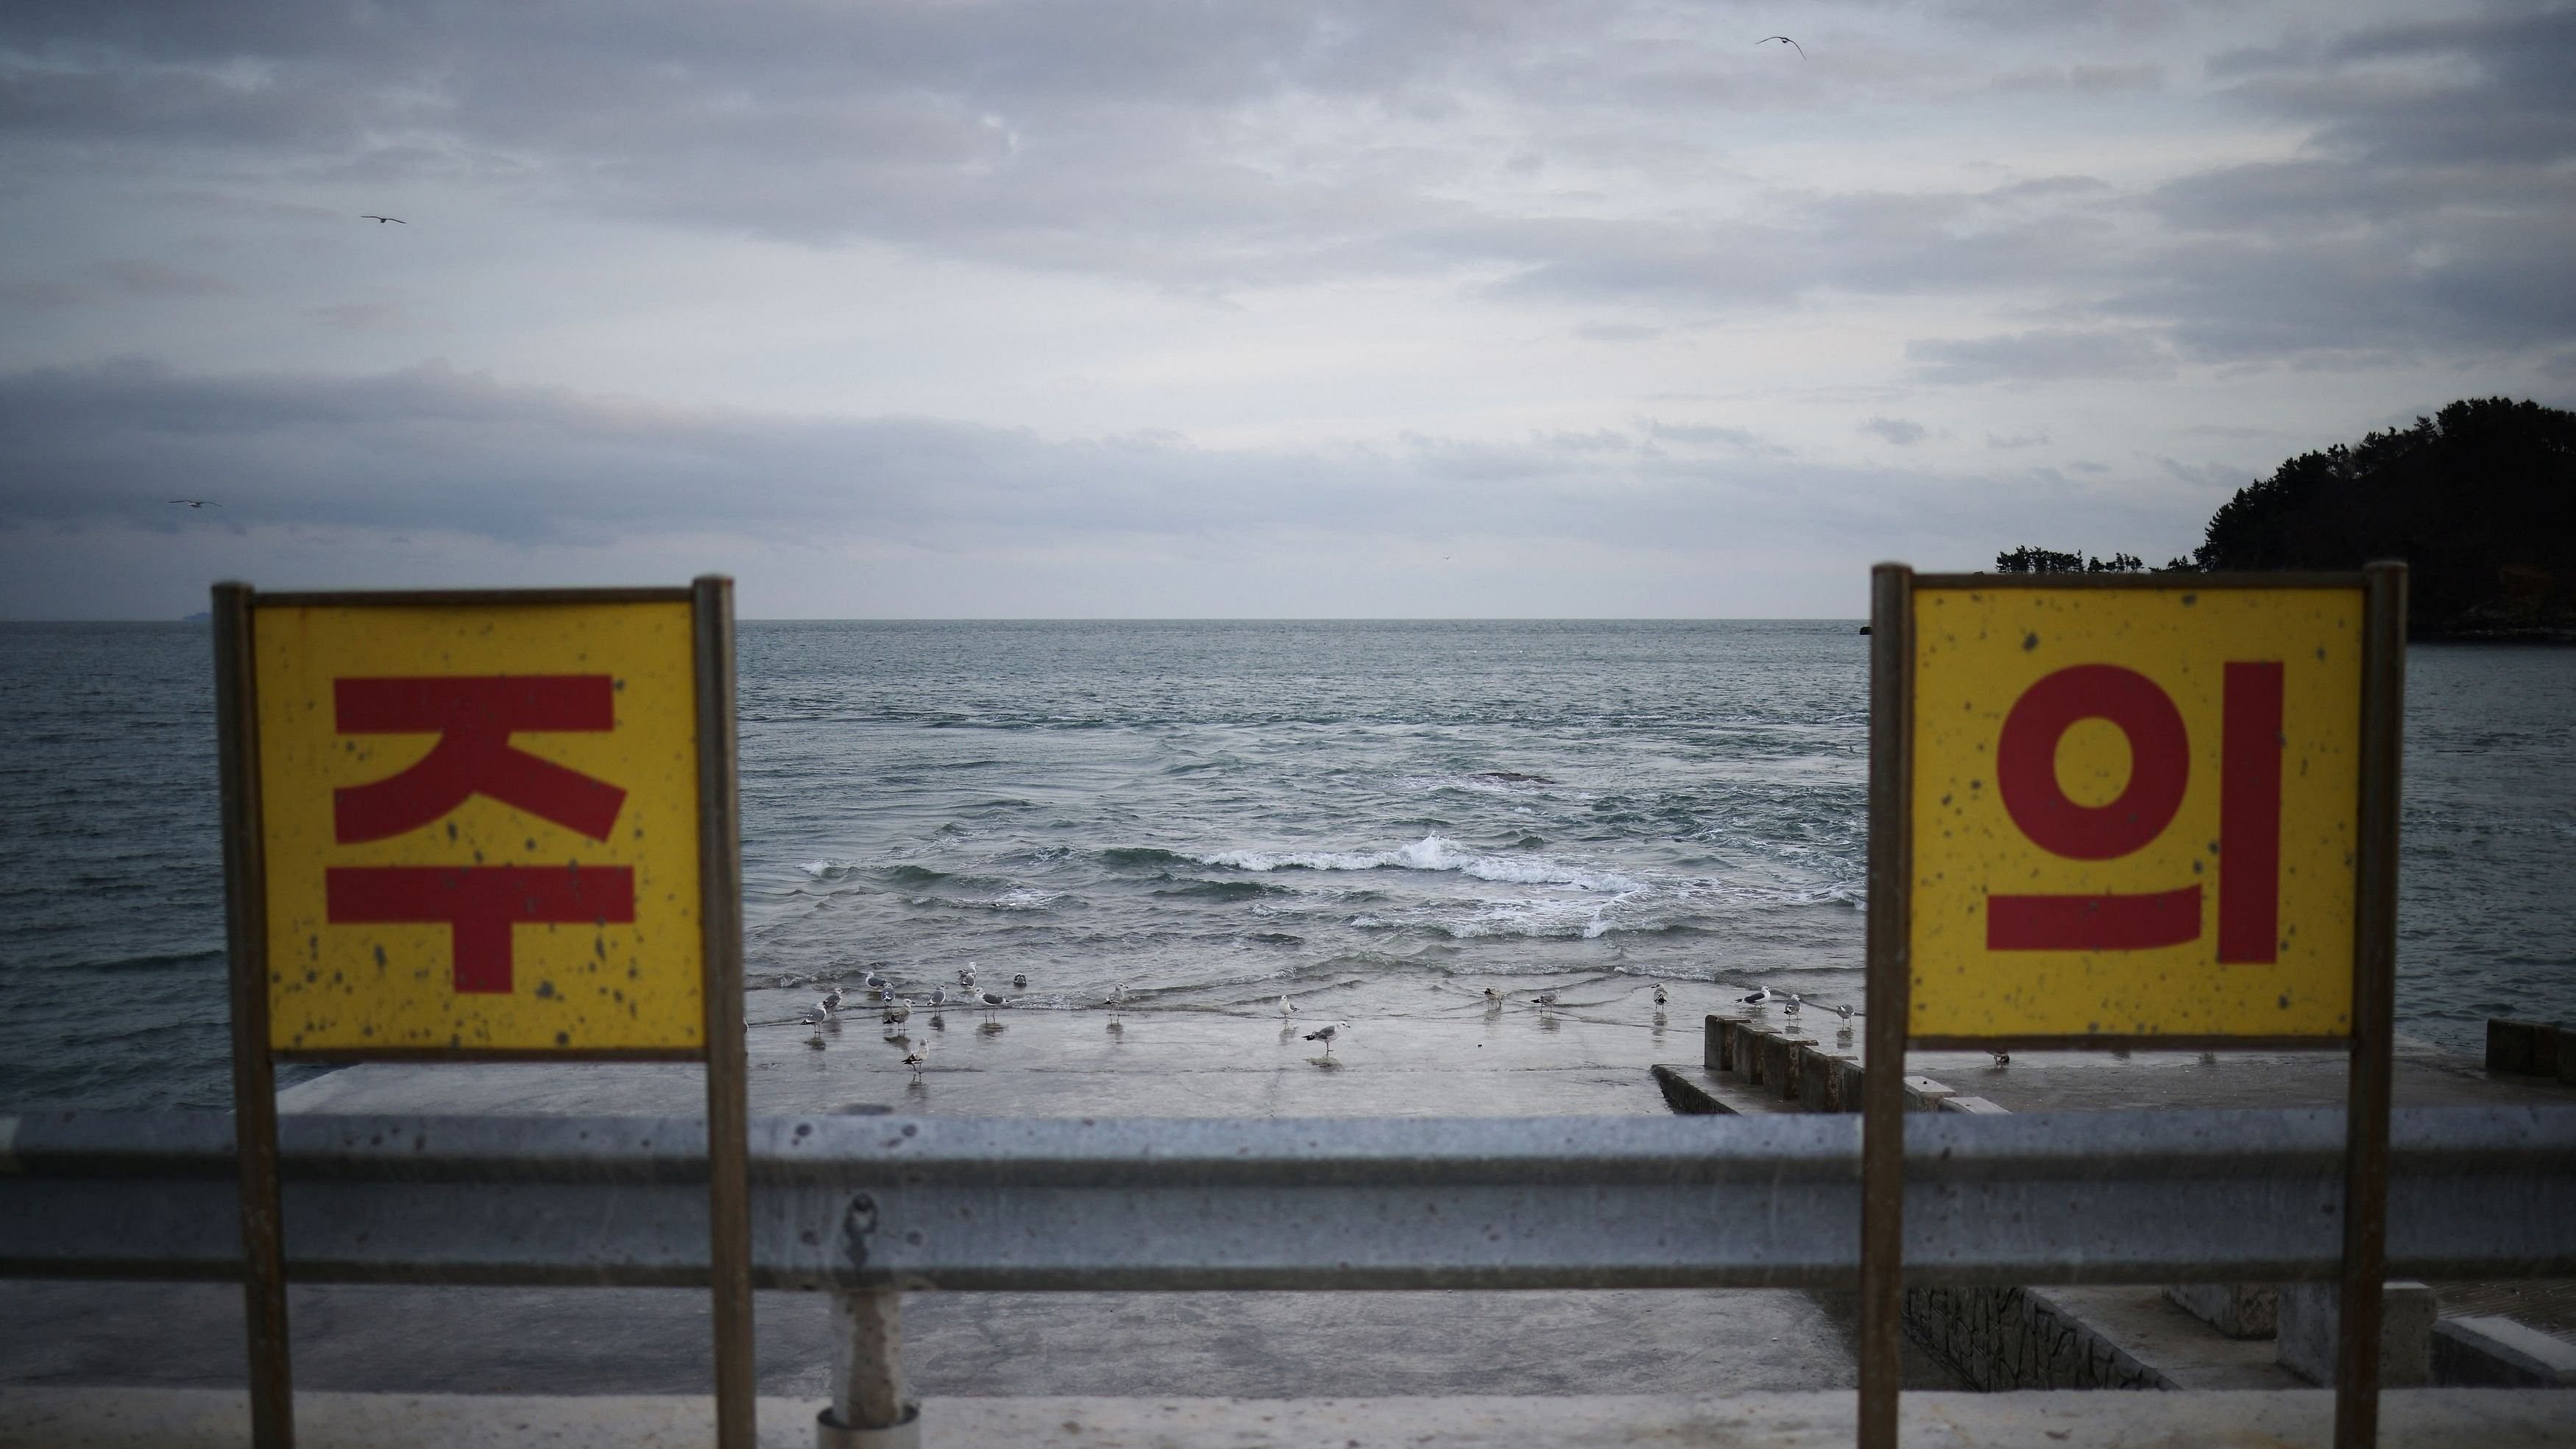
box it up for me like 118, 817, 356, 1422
818, 1289, 918, 1448
1858, 562, 1917, 1449
214, 581, 294, 1449
2334, 561, 2406, 1448
693, 575, 757, 1449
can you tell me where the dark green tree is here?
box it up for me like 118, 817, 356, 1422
2193, 397, 2576, 636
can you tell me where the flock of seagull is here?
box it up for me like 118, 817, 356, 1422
787, 966, 1931, 1077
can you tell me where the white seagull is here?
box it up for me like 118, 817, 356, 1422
1783, 993, 1804, 1016
1757, 35, 1804, 57
864, 971, 887, 990
818, 987, 844, 1015
1532, 991, 1560, 1007
929, 987, 947, 1007
1741, 987, 1778, 1007
1652, 985, 1669, 1007
1483, 986, 1502, 1002
1836, 1003, 1855, 1022
1278, 994, 1298, 1018
1303, 1021, 1350, 1058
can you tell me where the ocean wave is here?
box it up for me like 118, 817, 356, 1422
1195, 834, 1641, 893
799, 860, 862, 880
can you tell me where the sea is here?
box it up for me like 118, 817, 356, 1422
1, 619, 2569, 1112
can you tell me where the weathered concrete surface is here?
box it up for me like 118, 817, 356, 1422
2278, 1280, 2438, 1387
4, 985, 1928, 1400
2162, 1283, 2279, 1339
10, 1386, 2576, 1449
2434, 1316, 2576, 1388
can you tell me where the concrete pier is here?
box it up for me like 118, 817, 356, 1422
1657, 1007, 2576, 1395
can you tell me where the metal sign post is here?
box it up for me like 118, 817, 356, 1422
1857, 564, 2405, 1449
212, 580, 754, 1449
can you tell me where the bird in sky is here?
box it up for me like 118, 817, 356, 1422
169, 499, 219, 508
1758, 35, 1804, 57
359, 214, 406, 224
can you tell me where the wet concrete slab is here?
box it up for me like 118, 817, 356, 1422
9, 1385, 2576, 1449
6, 978, 1918, 1400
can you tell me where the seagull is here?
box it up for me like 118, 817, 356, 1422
864, 971, 886, 990
1652, 985, 1669, 1007
958, 963, 979, 988
1483, 987, 1502, 1002
359, 214, 406, 224
1303, 1021, 1349, 1058
1278, 994, 1298, 1018
1108, 982, 1130, 1013
902, 1044, 927, 1074
1757, 35, 1804, 57
1741, 987, 1778, 1007
1836, 1003, 1855, 1022
979, 991, 1006, 1014
818, 988, 844, 1016
1013, 972, 1029, 989
883, 997, 911, 1026
169, 499, 220, 508
1532, 991, 1560, 1007
929, 987, 947, 1008
1784, 993, 1804, 1016
1991, 1049, 2011, 1067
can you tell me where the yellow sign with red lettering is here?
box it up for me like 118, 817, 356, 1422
1909, 583, 2364, 1040
254, 600, 704, 1053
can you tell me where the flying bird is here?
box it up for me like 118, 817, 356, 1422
1758, 35, 1804, 57
169, 499, 220, 508
359, 214, 406, 224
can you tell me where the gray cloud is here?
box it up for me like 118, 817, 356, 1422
1907, 328, 2173, 385
1861, 417, 1928, 445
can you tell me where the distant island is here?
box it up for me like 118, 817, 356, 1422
1998, 397, 2575, 641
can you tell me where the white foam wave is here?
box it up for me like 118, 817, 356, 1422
1197, 834, 1640, 893
799, 860, 860, 880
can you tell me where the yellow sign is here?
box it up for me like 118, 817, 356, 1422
254, 599, 704, 1053
1908, 583, 2364, 1039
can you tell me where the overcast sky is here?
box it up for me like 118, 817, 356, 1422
3, 0, 2569, 618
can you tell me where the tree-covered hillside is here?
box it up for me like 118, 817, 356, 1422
1998, 397, 2576, 639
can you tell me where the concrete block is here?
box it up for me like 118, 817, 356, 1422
2164, 1283, 2278, 1339
2485, 1018, 2559, 1077
1794, 1044, 1843, 1109
1762, 1034, 1816, 1101
1740, 1027, 1769, 1086
1705, 1015, 1727, 1072
2276, 1280, 2434, 1386
1937, 1095, 2011, 1116
1901, 1075, 1956, 1113
1811, 1054, 1861, 1112
2432, 1315, 2576, 1387
2561, 1027, 2576, 1088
